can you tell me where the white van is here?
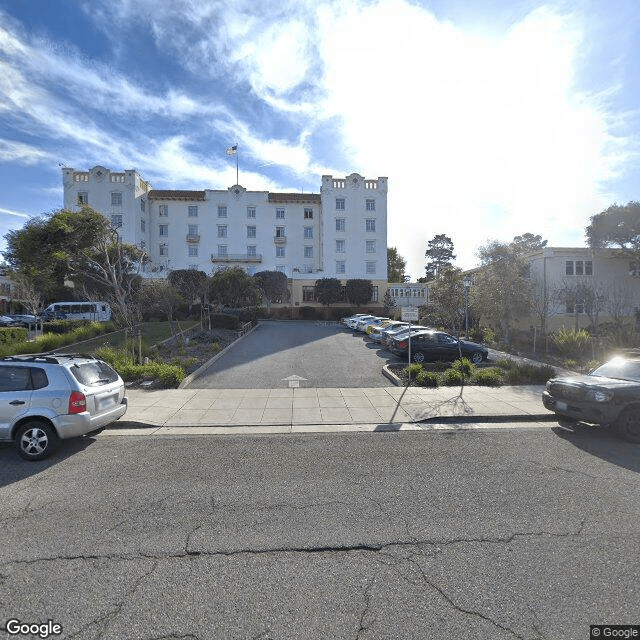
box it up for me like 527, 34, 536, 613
40, 302, 112, 322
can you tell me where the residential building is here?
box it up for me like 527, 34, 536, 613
514, 247, 640, 331
62, 166, 388, 306
386, 283, 429, 309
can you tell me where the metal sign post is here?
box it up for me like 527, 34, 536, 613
401, 307, 419, 378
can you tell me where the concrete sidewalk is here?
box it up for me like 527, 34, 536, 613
104, 384, 556, 436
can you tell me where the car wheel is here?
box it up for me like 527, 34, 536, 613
15, 421, 59, 461
614, 407, 640, 443
471, 351, 484, 365
412, 351, 425, 363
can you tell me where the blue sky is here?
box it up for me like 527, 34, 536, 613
1, 0, 638, 279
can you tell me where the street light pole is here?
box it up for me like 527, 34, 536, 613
463, 276, 472, 338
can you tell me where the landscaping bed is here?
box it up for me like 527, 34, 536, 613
390, 358, 557, 387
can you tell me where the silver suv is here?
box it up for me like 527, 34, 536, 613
0, 353, 128, 461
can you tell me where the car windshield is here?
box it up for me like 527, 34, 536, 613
591, 358, 640, 382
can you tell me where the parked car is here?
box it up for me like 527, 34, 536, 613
0, 315, 20, 327
355, 316, 390, 333
0, 352, 128, 460
7, 314, 38, 327
360, 317, 391, 334
342, 313, 369, 327
389, 330, 489, 364
369, 321, 407, 343
382, 324, 430, 347
346, 314, 376, 330
542, 355, 640, 442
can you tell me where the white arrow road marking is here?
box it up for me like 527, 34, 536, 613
282, 374, 308, 388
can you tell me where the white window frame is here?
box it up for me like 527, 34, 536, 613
159, 224, 168, 237
159, 204, 168, 217
188, 245, 199, 257
336, 198, 345, 210
218, 205, 227, 218
304, 227, 313, 239
336, 240, 345, 253
217, 225, 227, 238
111, 192, 123, 206
276, 208, 285, 219
247, 226, 257, 238
188, 205, 198, 217
366, 219, 376, 232
336, 260, 346, 274
366, 261, 376, 274
336, 218, 345, 232
247, 206, 256, 218
365, 199, 375, 211
366, 240, 376, 253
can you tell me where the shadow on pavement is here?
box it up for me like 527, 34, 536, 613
551, 420, 640, 474
0, 436, 97, 488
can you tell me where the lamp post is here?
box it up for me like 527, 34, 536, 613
463, 276, 472, 338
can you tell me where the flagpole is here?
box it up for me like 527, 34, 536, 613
236, 142, 239, 185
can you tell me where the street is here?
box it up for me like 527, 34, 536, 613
1, 425, 639, 639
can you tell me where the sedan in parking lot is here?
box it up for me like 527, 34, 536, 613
389, 330, 489, 364
382, 324, 430, 347
542, 354, 640, 442
369, 321, 408, 343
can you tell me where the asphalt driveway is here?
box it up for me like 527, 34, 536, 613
187, 320, 396, 389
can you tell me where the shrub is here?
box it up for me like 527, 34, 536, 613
563, 359, 578, 369
473, 368, 503, 386
0, 327, 28, 345
503, 363, 556, 385
298, 306, 318, 320
495, 359, 516, 370
552, 328, 592, 358
452, 358, 475, 377
415, 370, 439, 387
443, 368, 463, 385
209, 313, 241, 330
403, 363, 423, 379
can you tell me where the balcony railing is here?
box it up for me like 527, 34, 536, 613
186, 234, 200, 243
211, 253, 263, 263
274, 235, 287, 245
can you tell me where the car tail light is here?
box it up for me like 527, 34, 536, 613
398, 340, 408, 348
69, 391, 87, 414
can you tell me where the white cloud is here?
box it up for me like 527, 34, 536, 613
0, 138, 54, 164
313, 1, 631, 275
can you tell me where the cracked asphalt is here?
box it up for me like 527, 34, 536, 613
1, 425, 639, 640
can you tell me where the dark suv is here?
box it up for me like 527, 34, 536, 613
0, 353, 128, 460
543, 355, 640, 442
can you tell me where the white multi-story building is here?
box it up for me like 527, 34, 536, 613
62, 166, 388, 305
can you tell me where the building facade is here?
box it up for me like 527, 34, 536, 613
62, 166, 388, 306
522, 247, 640, 331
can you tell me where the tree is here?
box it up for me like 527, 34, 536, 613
420, 266, 465, 333
554, 277, 609, 331
511, 233, 548, 253
255, 270, 290, 309
387, 247, 407, 283
8, 271, 43, 314
345, 279, 373, 306
209, 267, 261, 308
3, 207, 147, 322
586, 202, 640, 266
424, 234, 455, 281
314, 277, 342, 306
138, 279, 184, 323
168, 269, 208, 309
474, 240, 532, 345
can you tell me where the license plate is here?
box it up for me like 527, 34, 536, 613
556, 401, 568, 411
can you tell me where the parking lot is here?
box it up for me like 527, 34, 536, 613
188, 320, 400, 389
